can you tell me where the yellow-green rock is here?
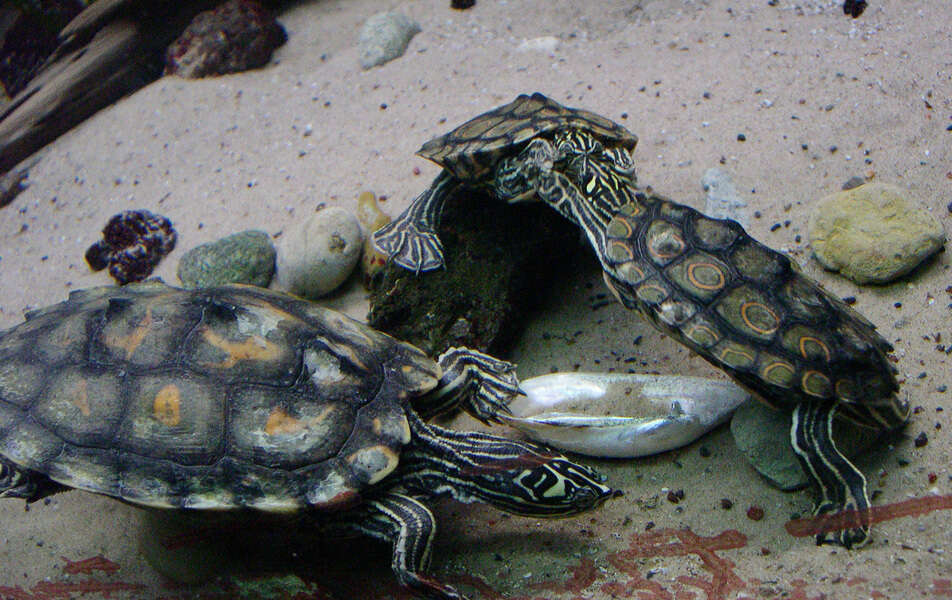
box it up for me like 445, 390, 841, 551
808, 182, 946, 284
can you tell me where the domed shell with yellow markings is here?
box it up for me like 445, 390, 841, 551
599, 192, 906, 429
418, 92, 638, 181
0, 281, 441, 512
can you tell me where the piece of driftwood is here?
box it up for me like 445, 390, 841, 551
0, 0, 217, 175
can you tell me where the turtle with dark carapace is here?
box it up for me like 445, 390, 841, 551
0, 280, 613, 600
374, 93, 908, 548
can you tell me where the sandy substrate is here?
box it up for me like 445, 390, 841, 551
1, 1, 950, 598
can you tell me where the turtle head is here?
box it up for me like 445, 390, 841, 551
405, 418, 614, 517
554, 130, 636, 181
490, 453, 616, 517
452, 437, 615, 517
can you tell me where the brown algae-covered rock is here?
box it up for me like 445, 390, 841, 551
367, 188, 578, 356
808, 182, 946, 284
165, 0, 286, 78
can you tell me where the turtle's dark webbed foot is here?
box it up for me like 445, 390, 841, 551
365, 494, 468, 600
792, 402, 872, 549
372, 171, 458, 274
373, 216, 445, 273
432, 347, 520, 424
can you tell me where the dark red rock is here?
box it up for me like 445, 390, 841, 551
85, 210, 177, 284
165, 0, 287, 78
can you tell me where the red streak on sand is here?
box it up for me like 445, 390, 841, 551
605, 528, 747, 600
785, 494, 952, 538
61, 555, 121, 575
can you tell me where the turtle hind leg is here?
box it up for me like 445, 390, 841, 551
0, 458, 66, 502
791, 402, 872, 548
356, 493, 465, 600
416, 347, 520, 423
372, 171, 459, 274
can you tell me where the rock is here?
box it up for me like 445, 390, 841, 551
165, 0, 286, 78
841, 175, 867, 190
368, 188, 578, 356
354, 191, 391, 284
730, 401, 807, 490
85, 209, 177, 285
233, 574, 323, 599
516, 36, 560, 54
809, 182, 946, 284
701, 167, 749, 229
731, 400, 878, 491
273, 206, 363, 299
357, 11, 420, 70
177, 230, 275, 289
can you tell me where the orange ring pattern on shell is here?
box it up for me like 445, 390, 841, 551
718, 345, 756, 369
798, 336, 831, 363
761, 360, 796, 388
616, 262, 647, 285
608, 241, 635, 263
646, 221, 687, 262
636, 282, 669, 305
683, 322, 720, 348
686, 262, 727, 291
606, 216, 635, 239
619, 201, 643, 217
801, 370, 832, 398
739, 301, 780, 336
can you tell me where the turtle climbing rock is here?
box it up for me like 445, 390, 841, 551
375, 93, 909, 548
0, 280, 613, 600
373, 92, 638, 272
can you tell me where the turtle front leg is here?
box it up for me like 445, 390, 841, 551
373, 170, 460, 273
415, 347, 521, 423
359, 493, 466, 600
791, 402, 872, 548
0, 458, 65, 502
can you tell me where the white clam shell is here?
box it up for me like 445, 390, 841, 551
500, 373, 750, 458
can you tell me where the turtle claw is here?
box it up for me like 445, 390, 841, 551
434, 348, 521, 424
372, 218, 445, 273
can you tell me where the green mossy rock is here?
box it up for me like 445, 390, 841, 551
177, 230, 276, 289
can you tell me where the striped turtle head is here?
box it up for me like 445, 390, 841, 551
555, 129, 636, 182
453, 437, 615, 517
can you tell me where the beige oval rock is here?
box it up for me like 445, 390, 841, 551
273, 206, 363, 298
808, 182, 946, 284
